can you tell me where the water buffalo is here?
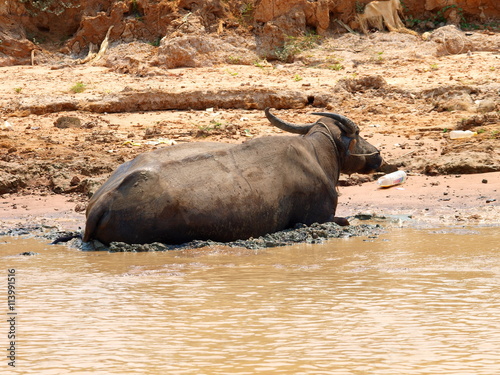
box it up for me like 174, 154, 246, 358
83, 108, 383, 245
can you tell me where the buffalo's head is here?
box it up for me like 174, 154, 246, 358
265, 108, 383, 175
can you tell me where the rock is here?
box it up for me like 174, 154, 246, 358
476, 98, 496, 113
423, 151, 500, 175
74, 203, 86, 212
430, 26, 474, 55
64, 1, 128, 54
70, 176, 81, 186
456, 112, 499, 130
54, 116, 81, 129
0, 171, 26, 194
0, 18, 37, 66
255, 6, 306, 60
157, 34, 257, 68
254, 0, 333, 35
434, 91, 474, 112
335, 75, 388, 93
425, 0, 500, 19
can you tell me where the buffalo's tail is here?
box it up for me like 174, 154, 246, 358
82, 203, 106, 242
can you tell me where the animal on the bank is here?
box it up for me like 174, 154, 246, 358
83, 108, 383, 245
357, 0, 416, 36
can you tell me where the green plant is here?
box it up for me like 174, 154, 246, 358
70, 82, 86, 93
371, 51, 384, 64
199, 120, 223, 134
400, 3, 471, 30
328, 63, 344, 71
430, 63, 439, 70
275, 31, 322, 62
228, 55, 241, 64
238, 1, 254, 25
226, 69, 238, 76
436, 5, 465, 25
355, 1, 365, 14
211, 120, 223, 128
27, 35, 44, 45
19, 0, 80, 16
149, 37, 162, 47
254, 59, 271, 69
241, 2, 254, 16
293, 74, 303, 82
14, 87, 22, 94
131, 0, 142, 19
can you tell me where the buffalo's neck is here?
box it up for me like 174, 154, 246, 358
307, 132, 342, 184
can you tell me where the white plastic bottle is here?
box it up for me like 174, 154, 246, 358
449, 130, 477, 139
377, 170, 407, 188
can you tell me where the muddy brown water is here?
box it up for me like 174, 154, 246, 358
1, 227, 499, 374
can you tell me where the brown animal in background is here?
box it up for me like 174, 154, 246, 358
357, 0, 418, 36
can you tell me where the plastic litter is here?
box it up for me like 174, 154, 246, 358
145, 138, 177, 146
123, 140, 142, 146
449, 130, 477, 139
377, 170, 407, 188
1, 121, 13, 131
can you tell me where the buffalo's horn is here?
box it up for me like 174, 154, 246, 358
311, 112, 359, 136
265, 108, 314, 135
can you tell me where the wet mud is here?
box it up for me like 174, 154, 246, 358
1, 221, 383, 252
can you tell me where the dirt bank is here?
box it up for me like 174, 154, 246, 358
1, 29, 499, 236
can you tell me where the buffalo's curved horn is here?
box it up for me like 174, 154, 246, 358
265, 108, 314, 135
311, 112, 359, 136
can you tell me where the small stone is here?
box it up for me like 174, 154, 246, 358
54, 116, 81, 129
482, 179, 488, 184
19, 251, 38, 256
70, 176, 81, 186
74, 203, 86, 212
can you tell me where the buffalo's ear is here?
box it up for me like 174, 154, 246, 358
348, 138, 357, 153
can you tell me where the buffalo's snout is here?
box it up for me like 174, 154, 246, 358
358, 150, 383, 174
347, 137, 384, 174
369, 152, 383, 171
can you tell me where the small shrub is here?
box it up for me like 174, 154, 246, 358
70, 82, 86, 93
19, 0, 80, 16
149, 37, 162, 47
328, 63, 344, 71
276, 31, 321, 62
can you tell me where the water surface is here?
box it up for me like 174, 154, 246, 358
1, 227, 499, 374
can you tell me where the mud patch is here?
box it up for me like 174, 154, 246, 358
0, 221, 383, 251
73, 222, 383, 252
